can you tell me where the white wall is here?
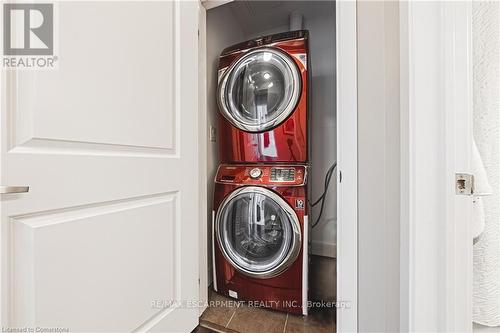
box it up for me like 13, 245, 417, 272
206, 5, 245, 286
357, 1, 400, 332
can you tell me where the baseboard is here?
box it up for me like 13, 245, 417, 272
311, 240, 337, 258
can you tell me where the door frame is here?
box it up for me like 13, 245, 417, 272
198, 0, 358, 331
198, 0, 209, 317
335, 1, 358, 332
399, 1, 473, 332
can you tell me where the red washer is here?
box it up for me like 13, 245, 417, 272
217, 31, 309, 163
212, 164, 309, 315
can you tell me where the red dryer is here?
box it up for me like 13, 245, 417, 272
212, 164, 309, 315
217, 30, 309, 163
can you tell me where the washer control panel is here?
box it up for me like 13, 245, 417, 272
215, 164, 307, 186
270, 168, 295, 182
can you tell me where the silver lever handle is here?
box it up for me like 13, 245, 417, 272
0, 186, 29, 194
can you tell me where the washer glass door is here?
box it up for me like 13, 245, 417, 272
216, 187, 301, 278
218, 47, 301, 132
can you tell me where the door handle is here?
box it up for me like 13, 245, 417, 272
0, 186, 29, 194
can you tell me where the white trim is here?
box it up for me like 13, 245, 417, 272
198, 1, 208, 316
211, 210, 217, 292
336, 1, 358, 332
399, 2, 412, 329
302, 215, 309, 316
399, 2, 473, 332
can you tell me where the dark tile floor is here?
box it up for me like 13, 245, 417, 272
200, 289, 335, 333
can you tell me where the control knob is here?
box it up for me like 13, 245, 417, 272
249, 168, 263, 179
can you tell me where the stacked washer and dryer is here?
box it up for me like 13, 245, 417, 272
212, 30, 311, 315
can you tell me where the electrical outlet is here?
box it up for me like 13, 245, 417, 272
209, 125, 216, 142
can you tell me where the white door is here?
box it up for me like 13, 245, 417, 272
0, 1, 200, 332
400, 1, 473, 332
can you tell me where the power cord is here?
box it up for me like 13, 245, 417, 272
310, 162, 337, 228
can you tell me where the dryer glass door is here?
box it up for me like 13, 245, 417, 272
216, 187, 301, 278
218, 48, 301, 132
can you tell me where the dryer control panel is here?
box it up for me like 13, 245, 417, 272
215, 164, 307, 186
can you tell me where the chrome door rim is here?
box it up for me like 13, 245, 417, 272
215, 186, 302, 279
217, 47, 302, 133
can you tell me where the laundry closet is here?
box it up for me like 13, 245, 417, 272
201, 1, 338, 332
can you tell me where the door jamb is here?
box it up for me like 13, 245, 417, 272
336, 1, 358, 332
198, 0, 209, 317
